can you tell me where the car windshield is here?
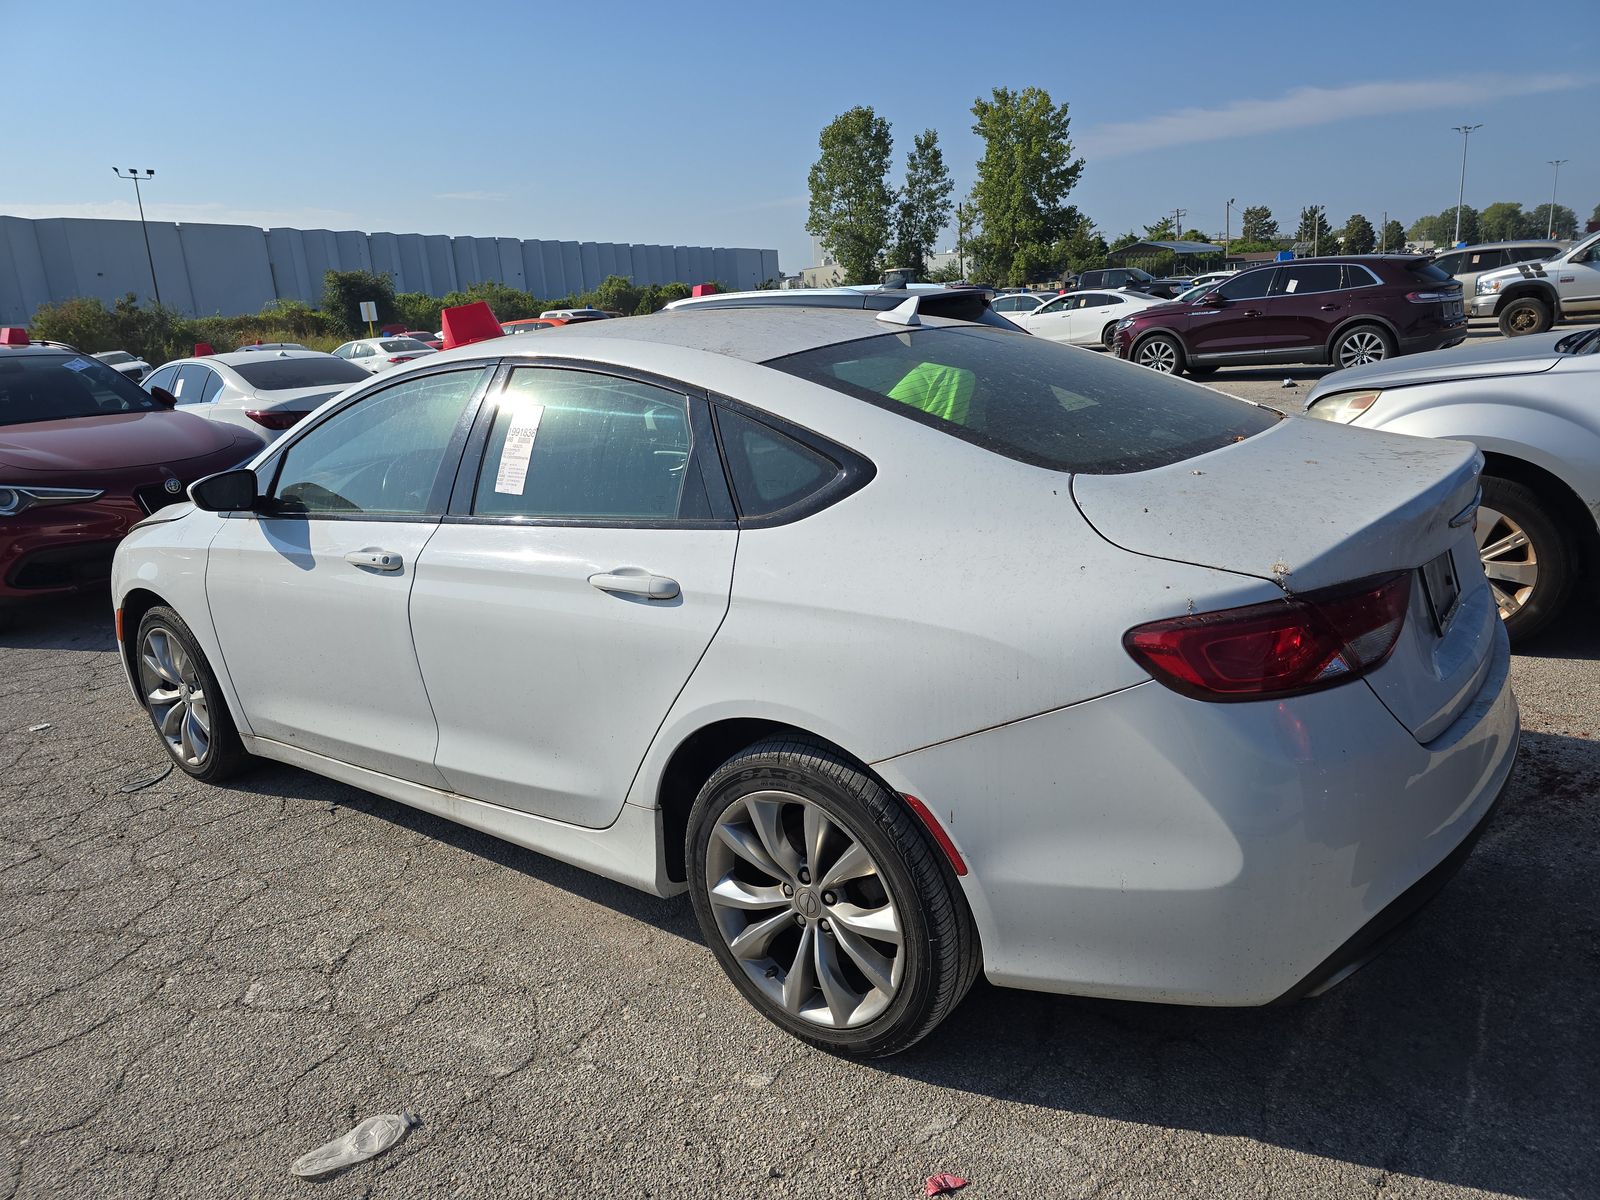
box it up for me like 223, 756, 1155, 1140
95, 351, 133, 365
231, 358, 370, 390
0, 353, 161, 426
768, 326, 1278, 474
1125, 268, 1155, 282
378, 338, 431, 352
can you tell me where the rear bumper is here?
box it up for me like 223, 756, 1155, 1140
1399, 317, 1469, 355
873, 626, 1519, 1006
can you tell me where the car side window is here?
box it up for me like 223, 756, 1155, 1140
472, 368, 698, 522
1034, 295, 1072, 316
1464, 250, 1505, 271
144, 365, 178, 394
267, 369, 483, 517
1513, 246, 1555, 263
1217, 270, 1275, 300
198, 368, 225, 404
1271, 264, 1343, 296
1433, 253, 1464, 275
171, 364, 207, 404
715, 406, 837, 519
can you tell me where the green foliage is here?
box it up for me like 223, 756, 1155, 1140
968, 86, 1085, 286
926, 259, 966, 283
1340, 213, 1376, 255
29, 294, 345, 362
1222, 241, 1277, 255
1240, 206, 1278, 244
1526, 203, 1578, 239
1107, 230, 1141, 253
807, 105, 895, 285
890, 129, 955, 278
1379, 220, 1407, 253
438, 280, 542, 322
1056, 222, 1109, 274
1478, 202, 1525, 243
1411, 206, 1480, 246
1142, 217, 1177, 241
590, 274, 644, 315
1296, 207, 1338, 254
321, 270, 397, 336
394, 291, 444, 332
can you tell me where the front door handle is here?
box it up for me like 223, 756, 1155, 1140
589, 568, 680, 600
1319, 304, 1341, 311
1242, 309, 1262, 317
345, 548, 404, 572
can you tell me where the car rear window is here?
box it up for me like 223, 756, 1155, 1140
767, 326, 1278, 474
378, 338, 431, 352
0, 354, 159, 425
1407, 262, 1454, 284
231, 358, 370, 389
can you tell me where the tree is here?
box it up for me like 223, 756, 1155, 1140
1055, 222, 1109, 274
1142, 216, 1177, 241
889, 129, 955, 278
1591, 202, 1600, 229
1526, 203, 1578, 239
968, 86, 1086, 285
1240, 205, 1278, 244
806, 106, 895, 285
321, 270, 397, 336
1340, 213, 1376, 255
1379, 219, 1407, 253
1479, 201, 1526, 243
1296, 207, 1337, 254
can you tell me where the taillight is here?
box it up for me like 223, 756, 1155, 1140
1406, 290, 1457, 303
386, 355, 413, 364
1124, 572, 1412, 701
245, 409, 309, 430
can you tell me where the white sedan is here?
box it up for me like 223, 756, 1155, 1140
331, 336, 437, 373
1011, 288, 1168, 347
92, 349, 152, 382
141, 351, 370, 440
988, 292, 1051, 319
112, 304, 1517, 1056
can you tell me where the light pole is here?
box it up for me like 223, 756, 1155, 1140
1450, 124, 1481, 245
1546, 159, 1568, 238
1224, 197, 1236, 249
113, 168, 161, 307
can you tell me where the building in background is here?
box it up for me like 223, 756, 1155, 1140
0, 216, 780, 324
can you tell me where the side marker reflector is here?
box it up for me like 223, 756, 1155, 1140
902, 794, 968, 876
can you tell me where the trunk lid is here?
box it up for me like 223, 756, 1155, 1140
1072, 416, 1495, 741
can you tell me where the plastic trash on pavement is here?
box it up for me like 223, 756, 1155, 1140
290, 1111, 417, 1177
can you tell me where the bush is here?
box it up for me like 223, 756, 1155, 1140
321, 270, 397, 337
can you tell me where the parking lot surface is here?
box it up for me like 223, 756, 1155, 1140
2, 323, 1597, 1198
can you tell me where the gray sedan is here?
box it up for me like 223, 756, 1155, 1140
1306, 327, 1600, 640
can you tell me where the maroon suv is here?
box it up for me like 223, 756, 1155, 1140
1113, 256, 1467, 377
1, 338, 262, 618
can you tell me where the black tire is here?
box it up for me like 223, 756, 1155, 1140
134, 605, 249, 782
1330, 323, 1395, 369
1498, 296, 1553, 338
686, 736, 980, 1057
1478, 476, 1575, 642
1132, 332, 1185, 374
1100, 322, 1118, 350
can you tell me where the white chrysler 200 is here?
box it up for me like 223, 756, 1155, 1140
112, 302, 1519, 1056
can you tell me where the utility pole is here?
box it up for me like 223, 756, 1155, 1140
955, 202, 974, 279
113, 168, 161, 307
1172, 208, 1187, 239
1546, 159, 1568, 238
1310, 206, 1325, 257
1451, 124, 1482, 245
1380, 210, 1388, 252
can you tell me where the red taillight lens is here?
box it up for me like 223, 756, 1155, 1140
1406, 290, 1457, 303
1124, 572, 1412, 701
244, 409, 309, 430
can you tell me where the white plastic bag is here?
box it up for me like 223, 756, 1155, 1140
290, 1111, 417, 1177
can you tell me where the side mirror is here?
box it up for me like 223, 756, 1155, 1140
1199, 292, 1227, 307
189, 468, 259, 512
150, 386, 178, 408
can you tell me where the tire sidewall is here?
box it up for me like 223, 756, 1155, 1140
1480, 476, 1572, 641
1499, 298, 1551, 338
1332, 324, 1393, 367
687, 756, 938, 1055
134, 606, 237, 782
1134, 333, 1184, 374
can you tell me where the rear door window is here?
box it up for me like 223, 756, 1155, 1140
144, 365, 178, 394
768, 326, 1277, 475
198, 368, 225, 404
1271, 264, 1344, 295
172, 364, 206, 404
1464, 250, 1506, 272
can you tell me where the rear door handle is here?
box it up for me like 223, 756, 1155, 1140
589, 569, 680, 600
1319, 304, 1341, 311
1242, 309, 1262, 317
345, 548, 404, 572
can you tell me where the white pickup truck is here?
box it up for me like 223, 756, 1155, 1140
1472, 230, 1600, 337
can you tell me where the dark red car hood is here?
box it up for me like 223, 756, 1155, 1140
1128, 300, 1194, 322
0, 410, 256, 476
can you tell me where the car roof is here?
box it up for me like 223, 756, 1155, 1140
1442, 239, 1566, 250
162, 349, 339, 369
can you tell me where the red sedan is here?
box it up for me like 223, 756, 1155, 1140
0, 335, 262, 618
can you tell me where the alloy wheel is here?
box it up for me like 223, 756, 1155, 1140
138, 626, 212, 768
1337, 330, 1388, 368
1507, 306, 1540, 335
705, 791, 904, 1029
1476, 505, 1537, 618
1136, 339, 1178, 373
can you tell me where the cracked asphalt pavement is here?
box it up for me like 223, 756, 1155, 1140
3, 489, 1598, 1196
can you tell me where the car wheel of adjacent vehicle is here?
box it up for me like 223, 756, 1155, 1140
1133, 334, 1185, 374
687, 736, 980, 1057
1476, 477, 1574, 642
1332, 325, 1394, 369
135, 606, 248, 782
1498, 297, 1553, 338
1100, 322, 1118, 350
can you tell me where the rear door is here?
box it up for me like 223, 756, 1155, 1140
1070, 293, 1122, 345
409, 364, 738, 828
1265, 262, 1348, 356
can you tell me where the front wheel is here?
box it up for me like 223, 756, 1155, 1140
687, 737, 979, 1057
1498, 297, 1553, 338
1100, 322, 1118, 350
135, 606, 249, 782
1133, 333, 1185, 374
1477, 476, 1575, 642
1332, 324, 1394, 369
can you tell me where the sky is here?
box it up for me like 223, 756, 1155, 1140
4, 1, 1597, 277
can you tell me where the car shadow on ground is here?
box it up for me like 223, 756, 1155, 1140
0, 592, 116, 653
1514, 588, 1600, 661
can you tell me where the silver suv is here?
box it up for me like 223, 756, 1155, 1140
1472, 230, 1600, 336
1432, 239, 1565, 299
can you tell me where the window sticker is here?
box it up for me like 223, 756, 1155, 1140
1285, 278, 1300, 293
62, 357, 95, 372
494, 404, 545, 495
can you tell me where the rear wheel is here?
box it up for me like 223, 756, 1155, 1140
1332, 324, 1394, 369
1498, 296, 1553, 337
1100, 322, 1118, 350
1477, 476, 1575, 642
135, 606, 248, 782
1133, 333, 1184, 374
687, 736, 979, 1057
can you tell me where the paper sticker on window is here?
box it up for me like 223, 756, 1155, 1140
494, 404, 545, 495
1285, 278, 1300, 293
62, 358, 95, 372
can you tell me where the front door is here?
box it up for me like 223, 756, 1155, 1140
410, 366, 737, 828
1020, 294, 1079, 342
1187, 267, 1279, 358
206, 365, 489, 783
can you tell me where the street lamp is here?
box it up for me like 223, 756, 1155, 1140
1225, 198, 1236, 250
1450, 125, 1482, 245
1546, 159, 1568, 238
112, 168, 161, 307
